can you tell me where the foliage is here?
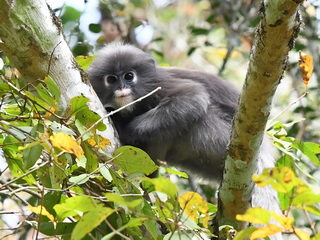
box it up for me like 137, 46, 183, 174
0, 60, 217, 239
1, 0, 320, 239
0, 46, 319, 240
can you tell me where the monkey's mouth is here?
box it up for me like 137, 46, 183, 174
114, 89, 133, 107
116, 93, 130, 98
114, 95, 133, 108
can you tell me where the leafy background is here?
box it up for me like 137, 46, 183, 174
0, 0, 320, 239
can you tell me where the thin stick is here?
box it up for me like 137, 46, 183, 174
0, 160, 50, 190
77, 87, 161, 141
271, 90, 308, 122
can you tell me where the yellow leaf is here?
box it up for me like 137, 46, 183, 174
87, 135, 111, 149
253, 167, 301, 193
250, 224, 283, 240
178, 191, 209, 228
50, 132, 84, 158
270, 211, 294, 229
236, 207, 270, 225
27, 205, 55, 222
32, 106, 56, 119
294, 228, 310, 240
299, 51, 313, 86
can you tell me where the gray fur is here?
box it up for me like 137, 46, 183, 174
88, 43, 282, 239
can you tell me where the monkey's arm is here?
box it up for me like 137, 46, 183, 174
120, 79, 211, 145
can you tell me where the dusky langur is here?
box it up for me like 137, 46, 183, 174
88, 43, 282, 239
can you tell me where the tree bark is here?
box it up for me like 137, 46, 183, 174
218, 0, 303, 230
0, 0, 119, 150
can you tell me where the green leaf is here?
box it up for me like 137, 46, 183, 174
163, 167, 189, 178
43, 191, 62, 216
70, 95, 90, 115
187, 46, 197, 56
71, 95, 106, 131
304, 142, 320, 153
143, 177, 178, 198
292, 192, 320, 206
35, 83, 59, 109
24, 91, 51, 111
69, 173, 91, 185
54, 196, 103, 221
49, 121, 76, 135
113, 146, 158, 175
101, 218, 145, 240
48, 164, 67, 189
39, 222, 76, 236
126, 172, 146, 188
19, 124, 43, 170
3, 136, 36, 185
278, 192, 291, 211
23, 143, 43, 169
275, 155, 294, 168
82, 142, 98, 172
105, 192, 143, 209
44, 76, 61, 102
75, 55, 96, 70
300, 205, 320, 216
60, 6, 81, 23
71, 207, 114, 240
234, 226, 257, 240
99, 164, 113, 182
189, 27, 210, 35
109, 170, 141, 194
0, 83, 10, 93
88, 23, 101, 33
292, 140, 320, 166
141, 200, 159, 239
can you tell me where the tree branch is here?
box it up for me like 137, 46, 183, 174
0, 0, 119, 150
218, 0, 304, 230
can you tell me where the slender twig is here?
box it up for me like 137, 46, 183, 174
47, 41, 62, 75
0, 125, 24, 142
0, 179, 41, 198
0, 120, 34, 139
104, 219, 131, 240
3, 78, 65, 120
76, 87, 161, 141
218, 44, 234, 76
0, 210, 21, 214
0, 160, 50, 190
303, 209, 317, 237
270, 91, 308, 122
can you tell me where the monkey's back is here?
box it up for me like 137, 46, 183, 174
152, 67, 240, 179
158, 67, 239, 118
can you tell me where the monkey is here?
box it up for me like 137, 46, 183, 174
88, 43, 282, 239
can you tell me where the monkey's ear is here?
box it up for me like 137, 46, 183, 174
146, 57, 156, 66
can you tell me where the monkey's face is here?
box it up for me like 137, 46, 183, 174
88, 44, 159, 113
103, 70, 138, 110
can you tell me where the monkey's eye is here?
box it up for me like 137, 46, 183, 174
123, 71, 135, 81
104, 75, 117, 84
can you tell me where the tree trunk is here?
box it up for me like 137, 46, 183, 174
0, 0, 119, 150
218, 0, 303, 231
